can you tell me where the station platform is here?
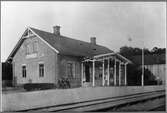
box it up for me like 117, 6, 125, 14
2, 85, 165, 111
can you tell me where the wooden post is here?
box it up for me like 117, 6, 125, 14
83, 63, 85, 84
114, 59, 117, 86
92, 60, 95, 87
81, 62, 83, 87
107, 58, 110, 86
119, 62, 121, 86
102, 59, 105, 86
12, 62, 15, 86
125, 63, 127, 86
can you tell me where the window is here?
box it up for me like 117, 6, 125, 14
39, 64, 44, 77
67, 63, 73, 78
26, 44, 31, 55
33, 41, 38, 53
67, 62, 75, 78
25, 41, 38, 55
22, 65, 26, 78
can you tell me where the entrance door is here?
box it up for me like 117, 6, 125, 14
85, 64, 90, 82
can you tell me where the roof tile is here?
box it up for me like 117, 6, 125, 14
30, 27, 113, 57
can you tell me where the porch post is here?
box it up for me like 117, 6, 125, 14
81, 62, 84, 87
107, 58, 110, 86
125, 63, 127, 86
114, 59, 117, 86
93, 60, 95, 87
119, 61, 121, 86
102, 59, 105, 86
12, 61, 15, 86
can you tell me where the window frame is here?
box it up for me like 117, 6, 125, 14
39, 63, 44, 77
66, 61, 76, 78
22, 65, 26, 78
33, 41, 38, 53
25, 41, 38, 55
67, 63, 73, 78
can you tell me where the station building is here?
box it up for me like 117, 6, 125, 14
6, 26, 131, 88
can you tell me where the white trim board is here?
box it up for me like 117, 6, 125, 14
28, 27, 59, 54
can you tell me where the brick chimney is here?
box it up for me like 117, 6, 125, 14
53, 25, 61, 35
90, 37, 96, 45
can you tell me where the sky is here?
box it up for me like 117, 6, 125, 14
1, 2, 166, 62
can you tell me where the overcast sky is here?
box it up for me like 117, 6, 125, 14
1, 2, 166, 62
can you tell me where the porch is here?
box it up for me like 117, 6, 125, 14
81, 53, 131, 87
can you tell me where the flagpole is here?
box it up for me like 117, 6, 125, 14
142, 7, 144, 86
141, 47, 144, 86
128, 35, 144, 86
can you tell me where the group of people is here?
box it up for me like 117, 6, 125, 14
57, 77, 71, 89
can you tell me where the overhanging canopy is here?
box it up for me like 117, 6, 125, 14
83, 52, 132, 64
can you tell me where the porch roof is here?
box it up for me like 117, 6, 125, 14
83, 52, 132, 64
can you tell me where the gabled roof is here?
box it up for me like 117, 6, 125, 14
30, 27, 113, 57
94, 52, 132, 64
7, 27, 113, 61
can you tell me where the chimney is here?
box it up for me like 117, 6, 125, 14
53, 25, 61, 35
90, 37, 96, 45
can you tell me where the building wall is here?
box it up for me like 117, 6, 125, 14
13, 36, 58, 85
57, 55, 82, 88
144, 64, 166, 85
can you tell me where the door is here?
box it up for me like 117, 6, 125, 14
85, 64, 90, 82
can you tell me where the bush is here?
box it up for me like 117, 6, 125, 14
127, 64, 159, 86
23, 83, 55, 91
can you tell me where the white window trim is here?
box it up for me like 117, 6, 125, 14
22, 64, 27, 78
39, 62, 45, 77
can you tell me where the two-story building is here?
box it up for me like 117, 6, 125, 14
6, 26, 131, 88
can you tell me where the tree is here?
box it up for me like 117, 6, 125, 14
119, 46, 164, 86
119, 46, 165, 58
151, 47, 165, 54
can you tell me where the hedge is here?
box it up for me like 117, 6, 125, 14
23, 83, 55, 91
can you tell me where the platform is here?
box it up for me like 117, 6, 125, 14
2, 85, 165, 111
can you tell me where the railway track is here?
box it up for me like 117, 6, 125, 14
24, 90, 165, 112
96, 94, 165, 111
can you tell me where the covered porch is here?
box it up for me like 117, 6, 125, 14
81, 53, 131, 87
